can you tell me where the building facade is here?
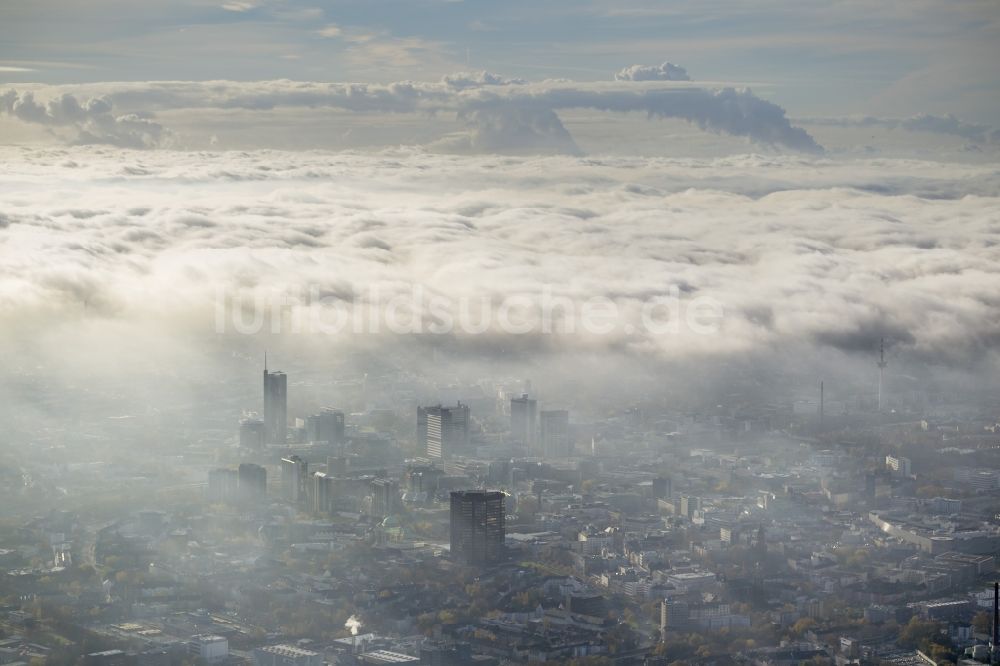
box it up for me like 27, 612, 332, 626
263, 366, 287, 446
418, 403, 471, 459
238, 463, 267, 502
539, 409, 571, 458
280, 455, 308, 504
450, 490, 505, 565
239, 416, 266, 449
510, 394, 537, 453
306, 407, 345, 446
253, 645, 321, 666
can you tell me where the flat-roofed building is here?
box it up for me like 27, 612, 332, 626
253, 645, 321, 666
358, 651, 420, 664
189, 635, 228, 664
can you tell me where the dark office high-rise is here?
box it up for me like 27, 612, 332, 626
263, 360, 287, 447
450, 490, 505, 565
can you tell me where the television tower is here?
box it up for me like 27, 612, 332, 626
991, 581, 999, 662
876, 338, 888, 412
819, 380, 824, 427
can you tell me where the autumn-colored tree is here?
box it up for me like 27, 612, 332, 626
929, 643, 953, 663
898, 617, 944, 651
973, 610, 992, 634
792, 617, 817, 636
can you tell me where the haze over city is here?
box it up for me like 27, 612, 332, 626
1, 2, 1000, 666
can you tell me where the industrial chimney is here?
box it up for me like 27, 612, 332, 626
992, 581, 998, 651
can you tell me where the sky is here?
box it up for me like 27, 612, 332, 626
1, 0, 999, 120
1, 1, 999, 405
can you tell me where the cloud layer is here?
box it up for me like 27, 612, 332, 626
0, 90, 166, 148
615, 62, 691, 82
1, 147, 998, 379
0, 73, 822, 154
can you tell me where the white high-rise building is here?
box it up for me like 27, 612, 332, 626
418, 402, 470, 458
510, 394, 537, 452
885, 455, 911, 477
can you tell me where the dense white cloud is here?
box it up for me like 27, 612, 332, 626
0, 75, 821, 153
615, 61, 691, 82
0, 147, 997, 377
441, 71, 527, 90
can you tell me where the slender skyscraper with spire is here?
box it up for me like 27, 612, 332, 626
877, 338, 888, 412
819, 380, 824, 427
263, 353, 287, 446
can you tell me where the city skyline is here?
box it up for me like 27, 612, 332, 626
1, 2, 1000, 665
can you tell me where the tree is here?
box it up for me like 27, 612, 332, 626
603, 623, 637, 654
845, 549, 870, 570
929, 643, 953, 663
898, 617, 943, 651
792, 617, 817, 636
974, 611, 992, 635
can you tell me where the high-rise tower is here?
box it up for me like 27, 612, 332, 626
539, 409, 571, 458
819, 381, 824, 427
239, 416, 266, 449
510, 394, 537, 453
280, 455, 307, 504
237, 463, 267, 502
306, 408, 345, 446
418, 403, 470, 458
263, 354, 287, 446
450, 490, 505, 565
877, 338, 888, 412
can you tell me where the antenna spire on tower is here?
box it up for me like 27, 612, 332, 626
819, 380, 824, 427
877, 337, 888, 412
